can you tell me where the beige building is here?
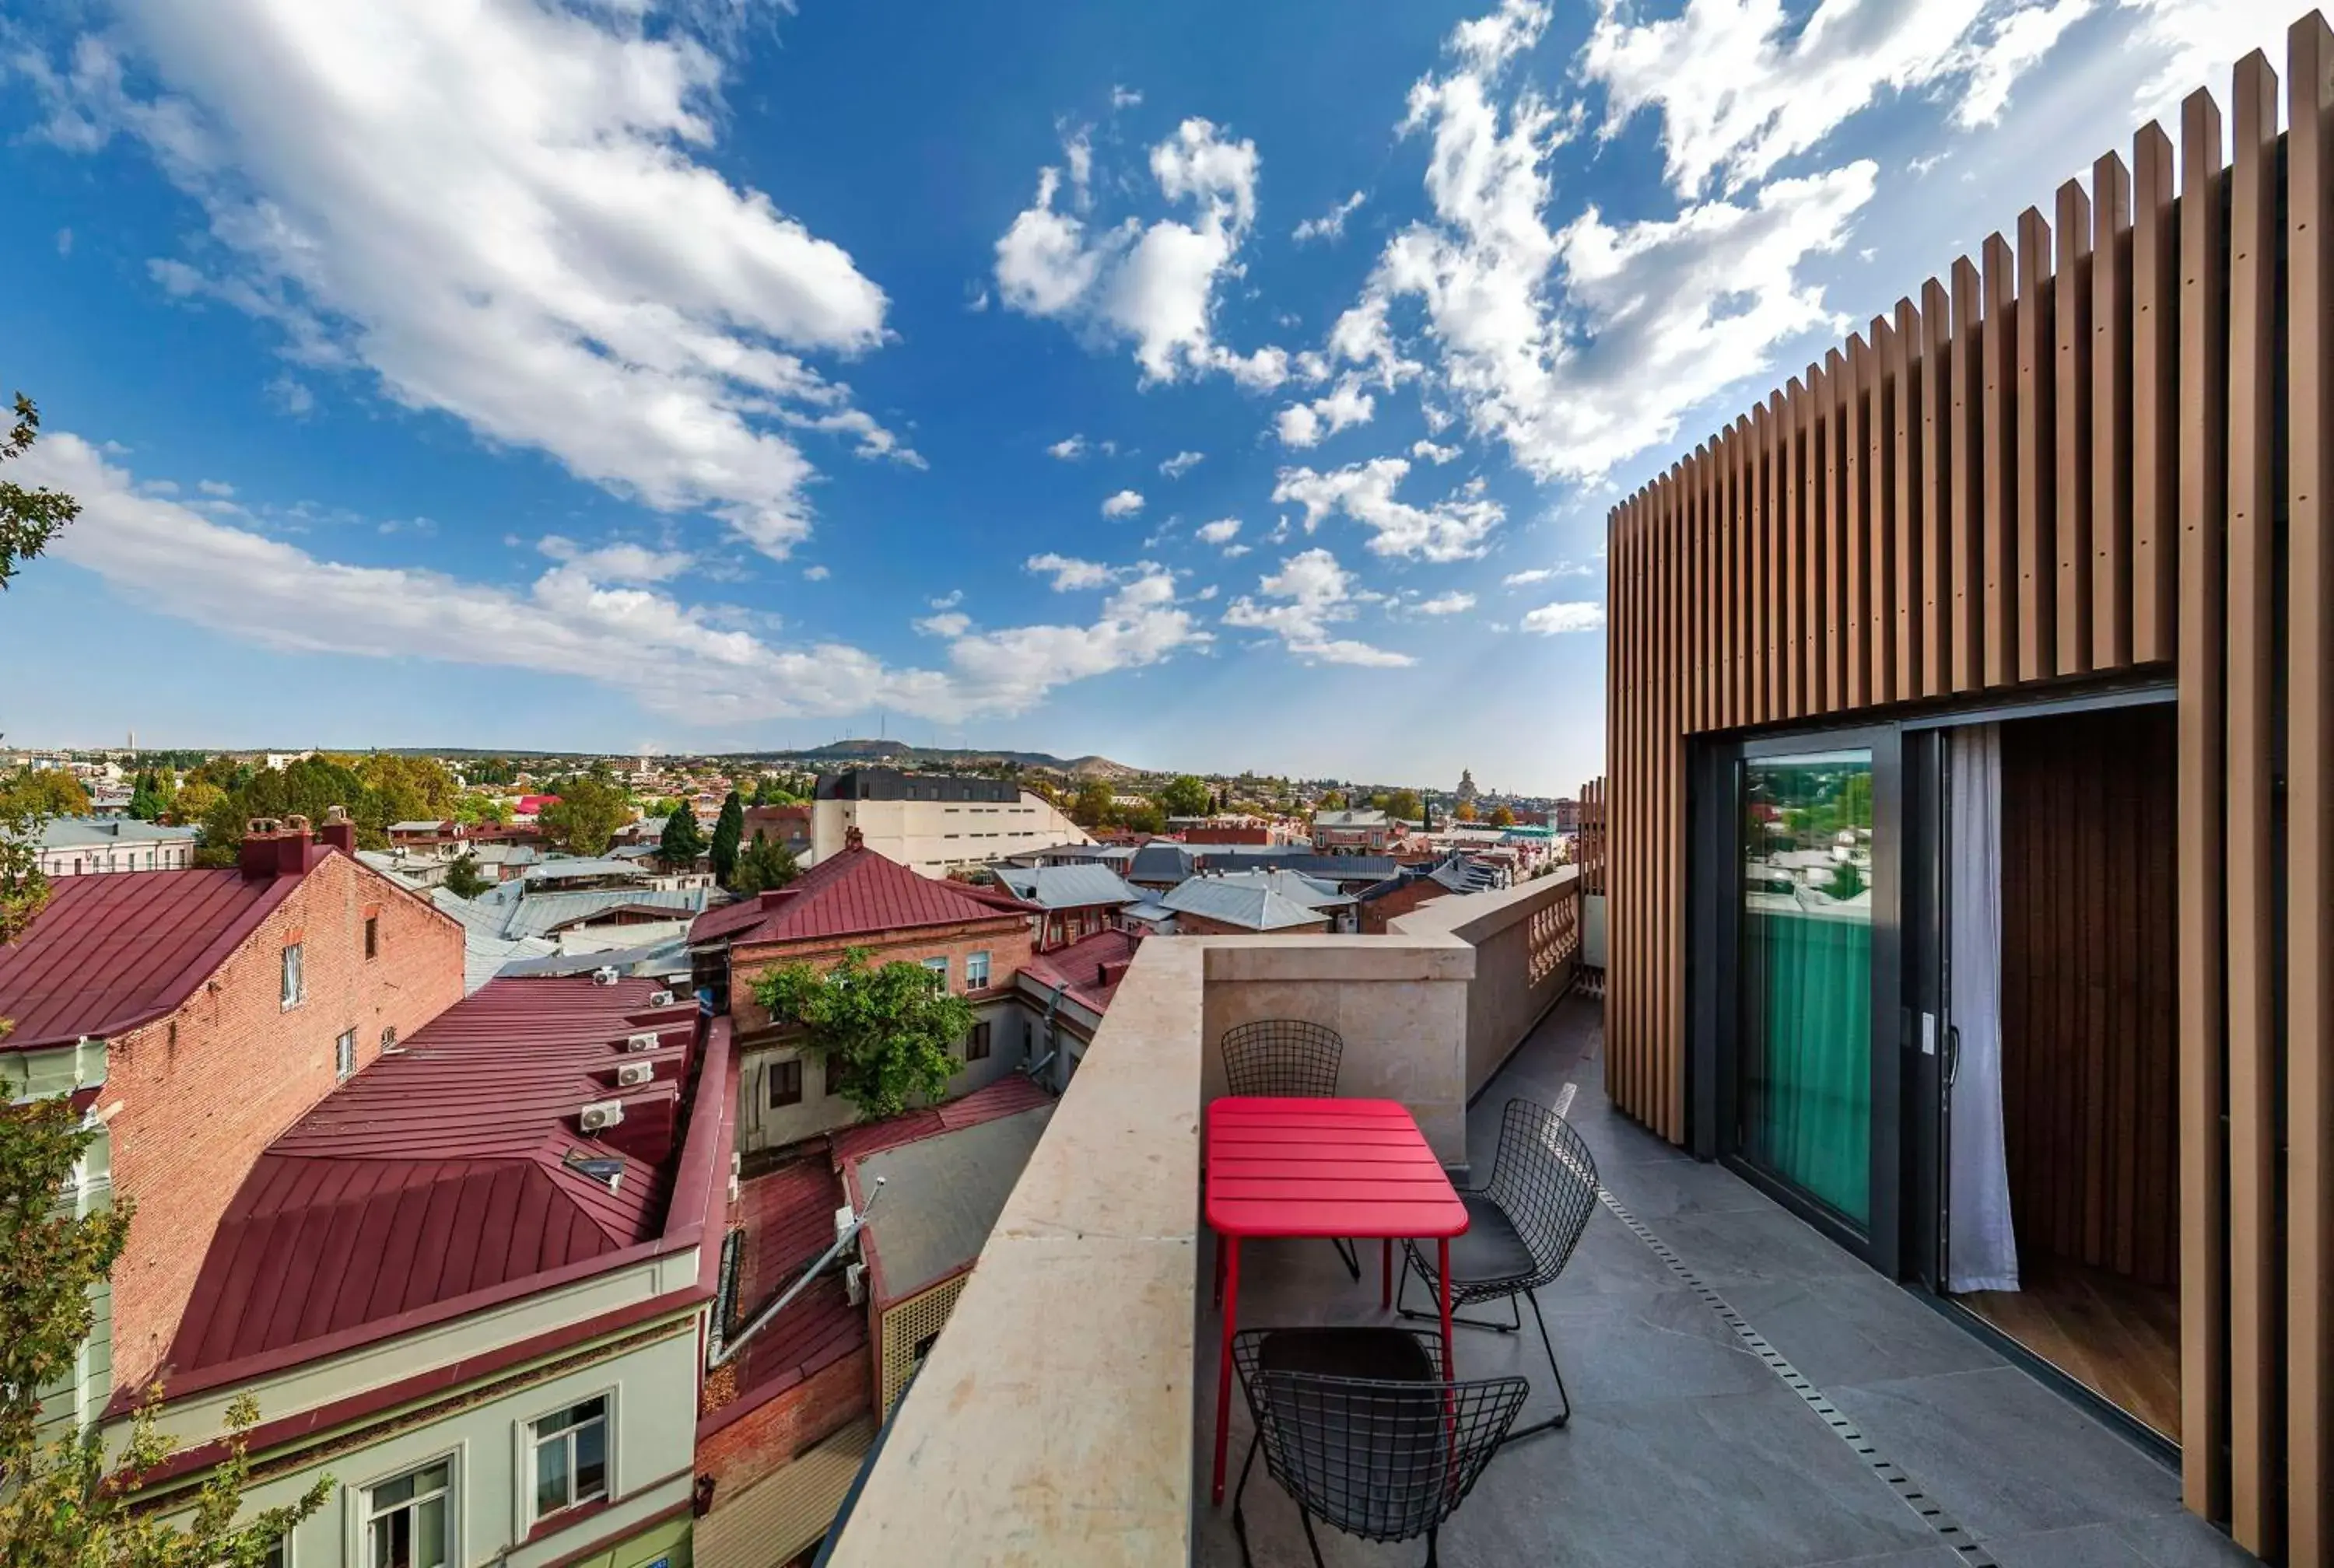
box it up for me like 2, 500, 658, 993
808, 768, 1088, 873
37, 817, 200, 876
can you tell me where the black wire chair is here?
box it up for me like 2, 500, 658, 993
1229, 1326, 1528, 1568
1219, 1020, 1362, 1280
1397, 1097, 1599, 1441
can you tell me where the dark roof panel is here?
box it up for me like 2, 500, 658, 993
689, 845, 1032, 950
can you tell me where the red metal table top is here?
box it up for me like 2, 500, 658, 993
1205, 1097, 1468, 1241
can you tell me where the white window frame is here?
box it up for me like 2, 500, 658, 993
352, 1449, 459, 1568
281, 943, 305, 1010
335, 1030, 356, 1083
922, 955, 950, 990
517, 1387, 616, 1533
964, 950, 991, 990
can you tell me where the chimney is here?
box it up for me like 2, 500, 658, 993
276, 814, 314, 877
239, 818, 285, 880
843, 824, 865, 851
318, 804, 358, 859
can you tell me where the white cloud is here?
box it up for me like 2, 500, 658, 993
55, 227, 73, 256
1112, 85, 1144, 110
1292, 190, 1366, 243
18, 6, 914, 562
26, 432, 1204, 722
801, 564, 830, 582
1417, 591, 1476, 614
1159, 449, 1205, 478
1411, 439, 1460, 464
929, 589, 964, 609
1221, 544, 1251, 558
1520, 600, 1605, 634
994, 117, 1288, 389
1100, 488, 1145, 519
266, 375, 314, 417
1223, 548, 1416, 667
196, 478, 235, 497
538, 534, 692, 583
1273, 379, 1378, 448
1048, 433, 1090, 460
1272, 457, 1502, 562
1502, 561, 1593, 586
1026, 551, 1118, 590
1196, 517, 1242, 546
915, 611, 972, 637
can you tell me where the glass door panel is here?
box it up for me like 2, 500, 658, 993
1740, 749, 1874, 1225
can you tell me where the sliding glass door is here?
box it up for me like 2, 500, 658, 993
1737, 748, 1877, 1227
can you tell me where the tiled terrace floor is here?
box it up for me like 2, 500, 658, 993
1193, 995, 2259, 1568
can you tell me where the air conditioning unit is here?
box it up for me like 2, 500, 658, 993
625, 1031, 660, 1052
616, 1061, 655, 1088
833, 1203, 857, 1247
647, 989, 675, 1007
579, 1100, 625, 1133
591, 967, 620, 986
843, 1262, 866, 1306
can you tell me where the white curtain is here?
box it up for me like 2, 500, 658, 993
1947, 723, 2020, 1293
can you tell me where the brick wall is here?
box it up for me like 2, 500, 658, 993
726, 920, 1036, 1041
1172, 911, 1330, 938
1357, 878, 1448, 936
696, 1346, 873, 1501
103, 852, 466, 1392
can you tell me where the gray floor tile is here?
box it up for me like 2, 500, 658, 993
1722, 1271, 2007, 1389
1988, 1521, 2161, 1566
1650, 1202, 1876, 1290
2113, 1512, 2262, 1567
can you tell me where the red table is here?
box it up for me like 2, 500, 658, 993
1204, 1096, 1468, 1504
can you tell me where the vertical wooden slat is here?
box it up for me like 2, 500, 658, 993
1951, 260, 1984, 694
2133, 124, 2180, 664
1920, 280, 1951, 698
1824, 348, 1848, 711
1754, 400, 1775, 726
1982, 236, 2020, 688
1786, 376, 1807, 718
1845, 338, 1870, 710
1867, 317, 1896, 705
2290, 16, 2334, 1563
2224, 51, 2280, 1560
1658, 455, 1680, 1139
1718, 425, 1736, 731
1619, 485, 1639, 1122
1892, 297, 1921, 703
2176, 82, 2230, 1528
2057, 178, 2095, 675
1736, 413, 1756, 726
2094, 152, 2136, 671
2017, 205, 2059, 683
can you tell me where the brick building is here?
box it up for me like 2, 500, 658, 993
0, 813, 465, 1416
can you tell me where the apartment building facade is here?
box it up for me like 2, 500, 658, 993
808, 768, 1089, 873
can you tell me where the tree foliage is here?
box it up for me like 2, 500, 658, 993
163, 781, 222, 829
750, 947, 976, 1121
5, 769, 91, 819
657, 807, 705, 869
537, 775, 629, 857
2, 791, 57, 957
451, 792, 510, 826
729, 830, 798, 895
1489, 804, 1516, 828
126, 771, 177, 823
709, 791, 745, 886
1316, 789, 1347, 812
0, 395, 79, 593
0, 1098, 331, 1566
1155, 775, 1212, 818
1380, 789, 1423, 821
1454, 801, 1478, 823
1069, 778, 1115, 828
441, 852, 492, 900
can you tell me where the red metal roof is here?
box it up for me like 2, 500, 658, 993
0, 865, 313, 1052
826, 1073, 1055, 1170
1018, 928, 1144, 1015
722, 1159, 867, 1402
688, 845, 1032, 949
167, 975, 699, 1376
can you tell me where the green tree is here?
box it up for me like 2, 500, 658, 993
1490, 804, 1516, 828
4, 769, 90, 819
538, 775, 629, 857
1155, 775, 1212, 818
751, 947, 976, 1121
442, 852, 492, 899
1316, 789, 1347, 812
355, 755, 459, 831
127, 770, 177, 823
0, 395, 79, 593
730, 830, 799, 894
1070, 778, 1115, 828
0, 1097, 331, 1564
709, 790, 745, 885
191, 758, 369, 867
1455, 801, 1479, 823
1119, 800, 1165, 835
658, 806, 706, 870
750, 775, 803, 807
1, 792, 51, 954
166, 779, 223, 829
452, 792, 510, 826
1383, 789, 1423, 821
1824, 860, 1867, 901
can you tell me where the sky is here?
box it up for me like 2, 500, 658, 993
0, 0, 2294, 793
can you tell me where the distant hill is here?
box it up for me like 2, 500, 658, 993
750, 740, 1141, 778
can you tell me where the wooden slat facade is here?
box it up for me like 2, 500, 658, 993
1603, 22, 2334, 1559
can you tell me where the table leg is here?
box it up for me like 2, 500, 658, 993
1381, 1237, 1392, 1309
1436, 1237, 1454, 1371
1212, 1237, 1240, 1505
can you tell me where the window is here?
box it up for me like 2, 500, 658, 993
530, 1395, 609, 1520
922, 956, 949, 990
965, 951, 991, 990
365, 915, 379, 960
261, 1535, 288, 1568
335, 1030, 356, 1082
965, 1021, 990, 1062
381, 1024, 398, 1052
364, 1458, 451, 1568
768, 1058, 803, 1108
280, 944, 304, 1009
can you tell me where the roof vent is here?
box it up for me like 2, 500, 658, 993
562, 1148, 624, 1191
579, 1100, 625, 1133
616, 1060, 655, 1088
591, 966, 620, 986
647, 989, 675, 1007
844, 1261, 866, 1306
625, 1031, 661, 1052
833, 1203, 857, 1247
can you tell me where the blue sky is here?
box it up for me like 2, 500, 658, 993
0, 0, 2286, 792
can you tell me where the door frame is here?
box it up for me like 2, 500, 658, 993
1689, 721, 1905, 1279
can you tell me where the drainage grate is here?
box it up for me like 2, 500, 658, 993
1565, 1093, 1999, 1566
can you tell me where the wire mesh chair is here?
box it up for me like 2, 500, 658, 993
1397, 1097, 1599, 1441
1218, 1020, 1362, 1280
1230, 1326, 1529, 1568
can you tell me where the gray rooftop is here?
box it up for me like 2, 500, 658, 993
1127, 842, 1200, 884
521, 856, 652, 883
1158, 877, 1330, 932
496, 937, 692, 982
857, 1104, 1055, 1300
1310, 808, 1388, 828
1201, 869, 1351, 909
38, 817, 198, 849
994, 863, 1141, 910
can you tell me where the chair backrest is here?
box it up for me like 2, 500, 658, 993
1246, 1367, 1530, 1545
1219, 1018, 1344, 1098
1483, 1097, 1600, 1290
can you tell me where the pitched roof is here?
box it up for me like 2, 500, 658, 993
1158, 876, 1333, 932
688, 845, 1032, 950
0, 865, 310, 1052
1312, 809, 1389, 828
1127, 841, 1199, 884
722, 1157, 867, 1402
852, 1105, 1053, 1306
38, 817, 200, 849
994, 863, 1141, 911
1017, 928, 1143, 1013
826, 1072, 1055, 1169
1204, 869, 1351, 908
167, 976, 699, 1377
1200, 850, 1400, 881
